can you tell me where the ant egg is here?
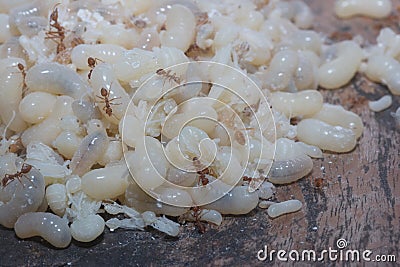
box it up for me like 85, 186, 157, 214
54, 131, 82, 160
159, 4, 196, 52
19, 92, 57, 124
81, 164, 129, 200
26, 63, 90, 99
21, 96, 74, 147
297, 119, 357, 153
203, 186, 259, 215
70, 214, 105, 242
267, 199, 302, 218
98, 140, 123, 166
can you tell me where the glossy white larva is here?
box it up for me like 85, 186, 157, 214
14, 212, 71, 248
267, 200, 303, 218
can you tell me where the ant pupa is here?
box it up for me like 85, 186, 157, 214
2, 163, 33, 188
156, 68, 182, 85
96, 86, 121, 117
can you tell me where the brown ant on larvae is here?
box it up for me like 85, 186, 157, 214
190, 206, 206, 234
193, 157, 216, 186
87, 57, 104, 79
45, 3, 66, 54
156, 68, 182, 85
96, 86, 121, 117
1, 163, 32, 188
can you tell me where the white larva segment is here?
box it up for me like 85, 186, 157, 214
0, 166, 45, 228
335, 0, 392, 19
264, 49, 299, 91
368, 95, 393, 112
19, 92, 57, 124
166, 166, 197, 187
0, 59, 27, 132
70, 130, 109, 176
267, 199, 302, 218
297, 119, 357, 153
149, 216, 180, 237
59, 115, 80, 133
120, 115, 145, 148
318, 41, 363, 89
25, 63, 91, 99
270, 90, 323, 118
153, 186, 193, 208
0, 37, 26, 59
0, 14, 12, 43
8, 2, 40, 34
70, 214, 105, 242
81, 164, 129, 200
159, 5, 196, 52
137, 26, 161, 51
45, 184, 68, 217
391, 107, 400, 123
296, 142, 324, 159
25, 142, 71, 184
72, 100, 101, 123
292, 1, 314, 29
203, 186, 259, 215
21, 96, 74, 147
66, 175, 82, 194
16, 15, 48, 37
14, 212, 71, 248
125, 181, 189, 216
98, 23, 139, 49
126, 137, 168, 191
53, 131, 82, 159
90, 63, 130, 124
308, 103, 364, 138
365, 55, 400, 95
112, 48, 158, 83
98, 140, 123, 166
268, 138, 313, 184
71, 44, 126, 70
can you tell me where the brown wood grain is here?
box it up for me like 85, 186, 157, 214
0, 0, 399, 266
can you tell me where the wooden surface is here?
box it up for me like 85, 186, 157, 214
0, 0, 399, 266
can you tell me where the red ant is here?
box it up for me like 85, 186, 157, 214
191, 206, 206, 234
156, 68, 181, 85
87, 57, 104, 79
193, 157, 212, 186
45, 3, 66, 54
2, 163, 32, 187
96, 87, 121, 117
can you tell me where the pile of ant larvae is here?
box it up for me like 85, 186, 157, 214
5, 0, 400, 249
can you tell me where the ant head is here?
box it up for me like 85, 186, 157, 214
100, 87, 108, 96
88, 57, 95, 66
156, 69, 164, 75
17, 63, 24, 70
